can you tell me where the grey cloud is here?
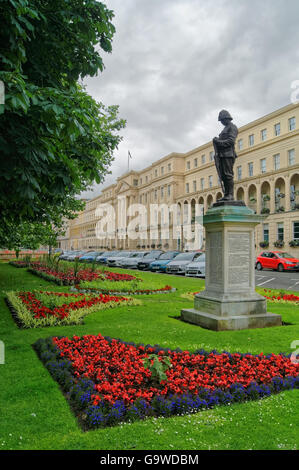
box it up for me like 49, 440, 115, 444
81, 0, 299, 198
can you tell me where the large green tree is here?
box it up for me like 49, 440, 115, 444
0, 0, 125, 242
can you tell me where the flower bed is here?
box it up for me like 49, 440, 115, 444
73, 284, 176, 296
183, 290, 299, 305
262, 289, 299, 304
34, 334, 299, 430
9, 260, 41, 268
28, 265, 138, 286
6, 291, 139, 328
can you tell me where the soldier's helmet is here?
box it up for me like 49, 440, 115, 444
218, 110, 233, 121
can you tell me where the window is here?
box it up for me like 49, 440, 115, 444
209, 151, 215, 161
139, 195, 142, 203
273, 153, 280, 170
260, 158, 266, 173
186, 183, 190, 193
154, 169, 158, 177
249, 134, 254, 146
168, 163, 171, 172
294, 222, 299, 239
289, 117, 296, 131
145, 175, 148, 183
277, 223, 284, 241
193, 180, 197, 192
274, 123, 280, 136
238, 139, 243, 150
161, 186, 164, 198
263, 223, 269, 242
248, 162, 253, 177
194, 158, 198, 168
201, 155, 206, 164
288, 149, 295, 166
209, 175, 213, 188
161, 167, 164, 175
167, 185, 171, 197
186, 161, 191, 170
237, 166, 242, 180
200, 178, 205, 190
133, 179, 138, 186
261, 129, 267, 141
145, 193, 148, 203
154, 189, 157, 200
140, 178, 142, 185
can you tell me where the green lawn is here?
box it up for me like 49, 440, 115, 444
0, 262, 298, 450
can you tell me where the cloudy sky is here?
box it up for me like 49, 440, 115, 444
81, 0, 299, 198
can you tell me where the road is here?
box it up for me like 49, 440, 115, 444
156, 269, 299, 291
255, 270, 299, 291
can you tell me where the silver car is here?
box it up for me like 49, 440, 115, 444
119, 251, 150, 269
107, 251, 135, 267
166, 251, 203, 274
66, 250, 88, 261
185, 253, 206, 277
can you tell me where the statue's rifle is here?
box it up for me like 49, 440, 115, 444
213, 140, 225, 194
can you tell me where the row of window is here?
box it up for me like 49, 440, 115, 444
186, 176, 216, 193
185, 149, 296, 191
185, 117, 297, 172
138, 185, 173, 203
239, 117, 296, 150
186, 151, 215, 171
236, 149, 296, 180
135, 163, 174, 186
263, 221, 299, 242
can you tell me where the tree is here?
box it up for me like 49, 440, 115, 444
2, 220, 65, 257
0, 0, 125, 231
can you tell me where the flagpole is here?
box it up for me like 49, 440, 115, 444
128, 150, 132, 171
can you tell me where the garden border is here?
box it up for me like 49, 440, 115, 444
33, 334, 299, 431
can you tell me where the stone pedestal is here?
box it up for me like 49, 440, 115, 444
181, 203, 282, 331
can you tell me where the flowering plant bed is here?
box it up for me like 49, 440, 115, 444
73, 284, 176, 296
183, 289, 299, 305
261, 289, 299, 304
6, 291, 139, 328
9, 260, 41, 268
34, 333, 299, 430
28, 264, 139, 286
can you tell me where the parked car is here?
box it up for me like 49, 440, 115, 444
67, 250, 88, 261
79, 251, 104, 262
256, 251, 299, 272
119, 251, 150, 269
150, 251, 181, 272
166, 251, 203, 274
185, 253, 206, 277
96, 251, 120, 264
137, 251, 164, 270
59, 251, 73, 260
107, 251, 135, 267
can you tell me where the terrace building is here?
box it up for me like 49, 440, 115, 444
58, 103, 299, 256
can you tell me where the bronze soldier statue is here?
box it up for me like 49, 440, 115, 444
213, 110, 238, 202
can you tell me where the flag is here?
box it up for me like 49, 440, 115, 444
128, 150, 132, 159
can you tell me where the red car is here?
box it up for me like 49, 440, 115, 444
256, 251, 299, 272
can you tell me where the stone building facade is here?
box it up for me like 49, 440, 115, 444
58, 103, 299, 256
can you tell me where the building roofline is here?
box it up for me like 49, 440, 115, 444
86, 102, 299, 203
